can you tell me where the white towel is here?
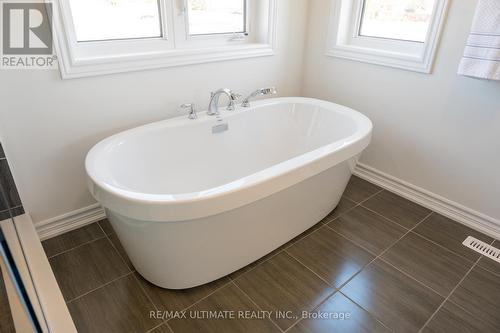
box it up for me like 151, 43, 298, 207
458, 0, 500, 80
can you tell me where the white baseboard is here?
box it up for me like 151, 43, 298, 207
35, 204, 106, 241
354, 163, 500, 240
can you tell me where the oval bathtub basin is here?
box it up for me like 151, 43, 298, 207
86, 97, 372, 289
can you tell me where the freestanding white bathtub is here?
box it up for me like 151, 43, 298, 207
86, 97, 372, 289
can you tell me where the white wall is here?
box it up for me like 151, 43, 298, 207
0, 0, 309, 223
302, 0, 500, 221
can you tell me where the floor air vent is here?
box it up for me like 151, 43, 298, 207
463, 236, 500, 264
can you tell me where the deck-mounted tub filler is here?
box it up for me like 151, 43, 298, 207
86, 96, 372, 289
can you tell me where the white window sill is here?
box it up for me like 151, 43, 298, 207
326, 44, 431, 73
57, 43, 275, 79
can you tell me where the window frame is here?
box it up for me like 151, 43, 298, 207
69, 0, 165, 42
51, 0, 277, 79
184, 0, 248, 37
173, 0, 253, 49
326, 0, 449, 73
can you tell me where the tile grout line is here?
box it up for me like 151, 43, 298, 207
48, 224, 133, 306
315, 212, 434, 331
144, 322, 166, 333
283, 221, 402, 333
284, 247, 337, 288
474, 238, 500, 278
97, 220, 113, 237
378, 257, 447, 299
421, 237, 500, 323
408, 229, 480, 264
231, 281, 285, 333
8, 205, 23, 209
0, 204, 23, 213
328, 189, 418, 232
335, 211, 433, 292
342, 188, 384, 208
284, 224, 334, 254
164, 278, 234, 324
0, 182, 14, 221
357, 186, 499, 267
325, 188, 384, 226
279, 271, 391, 333
135, 274, 167, 331
164, 322, 175, 333
343, 186, 439, 234
323, 211, 427, 267
444, 284, 500, 328
97, 222, 166, 333
228, 247, 286, 282
96, 223, 163, 323
165, 279, 233, 323
46, 235, 108, 259
320, 196, 361, 225
417, 254, 483, 332
445, 297, 480, 319
402, 215, 497, 269
326, 226, 381, 257
282, 289, 338, 333
66, 271, 134, 304
286, 191, 387, 257
337, 290, 396, 333
96, 222, 133, 273
477, 263, 500, 279
357, 204, 414, 231
145, 321, 175, 333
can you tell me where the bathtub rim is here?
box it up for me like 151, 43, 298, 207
86, 97, 372, 221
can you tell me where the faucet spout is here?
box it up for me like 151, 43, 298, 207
242, 87, 277, 107
208, 89, 238, 116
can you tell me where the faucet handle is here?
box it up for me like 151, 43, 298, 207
230, 92, 242, 101
181, 103, 197, 119
227, 93, 241, 111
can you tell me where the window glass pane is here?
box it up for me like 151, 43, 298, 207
359, 0, 436, 42
187, 0, 245, 36
69, 0, 162, 42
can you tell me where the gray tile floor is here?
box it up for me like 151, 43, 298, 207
43, 176, 500, 333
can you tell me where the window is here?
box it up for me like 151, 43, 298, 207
359, 0, 435, 42
187, 0, 246, 36
69, 0, 162, 42
53, 0, 277, 79
326, 0, 449, 73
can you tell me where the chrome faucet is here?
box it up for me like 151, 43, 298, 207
180, 103, 197, 119
242, 87, 277, 107
207, 89, 241, 116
